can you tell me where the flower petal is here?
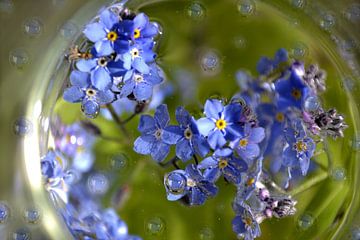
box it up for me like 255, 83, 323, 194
248, 127, 265, 143
63, 86, 84, 103
154, 104, 170, 129
83, 22, 106, 42
196, 118, 215, 136
207, 130, 226, 149
70, 70, 91, 88
133, 13, 148, 30
151, 141, 170, 162
96, 90, 114, 105
94, 40, 114, 57
176, 138, 193, 161
175, 106, 191, 126
76, 59, 97, 72
91, 67, 112, 90
134, 82, 153, 101
162, 125, 183, 145
99, 9, 118, 30
192, 135, 210, 157
138, 115, 156, 134
204, 99, 223, 119
223, 103, 242, 123
134, 136, 153, 155
133, 57, 150, 74
82, 100, 99, 117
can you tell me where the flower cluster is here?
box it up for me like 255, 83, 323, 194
133, 49, 347, 239
63, 5, 163, 118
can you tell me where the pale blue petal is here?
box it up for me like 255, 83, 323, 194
196, 118, 215, 136
162, 126, 183, 145
249, 127, 265, 143
176, 139, 193, 161
91, 67, 112, 90
83, 22, 106, 42
70, 70, 90, 88
94, 40, 114, 57
99, 9, 118, 30
134, 136, 153, 155
133, 57, 150, 74
96, 90, 114, 105
154, 104, 170, 128
138, 115, 156, 134
134, 82, 153, 100
208, 130, 226, 149
151, 141, 170, 162
76, 59, 97, 72
63, 87, 84, 103
204, 99, 223, 119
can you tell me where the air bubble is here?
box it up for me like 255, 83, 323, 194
297, 213, 314, 230
237, 0, 256, 17
320, 13, 336, 31
351, 227, 360, 240
353, 135, 360, 151
0, 0, 13, 13
304, 96, 320, 112
200, 50, 221, 75
342, 76, 356, 91
199, 227, 214, 240
290, 42, 308, 59
9, 49, 29, 68
290, 0, 305, 9
0, 203, 9, 223
233, 36, 247, 49
87, 173, 109, 195
145, 217, 165, 235
13, 117, 33, 136
24, 208, 40, 224
59, 21, 78, 40
331, 167, 346, 181
110, 153, 129, 171
185, 2, 206, 21
23, 18, 43, 37
344, 3, 360, 23
11, 228, 30, 240
164, 172, 187, 195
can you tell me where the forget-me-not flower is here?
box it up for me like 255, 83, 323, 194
232, 203, 261, 240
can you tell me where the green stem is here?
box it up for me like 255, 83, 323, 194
289, 171, 328, 196
106, 104, 128, 136
160, 156, 180, 169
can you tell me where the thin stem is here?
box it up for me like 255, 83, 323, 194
172, 161, 180, 169
106, 104, 128, 136
122, 112, 138, 125
289, 171, 328, 196
193, 155, 199, 165
159, 156, 179, 168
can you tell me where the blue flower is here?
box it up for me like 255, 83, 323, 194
101, 97, 137, 120
274, 66, 311, 110
164, 164, 218, 205
63, 70, 115, 118
76, 55, 113, 91
198, 148, 248, 184
133, 104, 172, 162
282, 120, 315, 176
161, 107, 210, 161
230, 124, 265, 164
197, 99, 243, 150
83, 9, 129, 56
130, 13, 159, 42
237, 157, 263, 201
256, 48, 288, 75
119, 64, 163, 101
232, 203, 261, 240
148, 80, 173, 109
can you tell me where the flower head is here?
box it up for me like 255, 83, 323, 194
256, 48, 288, 75
232, 203, 261, 240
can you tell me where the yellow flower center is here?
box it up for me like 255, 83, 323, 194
243, 216, 253, 226
239, 139, 248, 148
107, 31, 118, 42
218, 159, 228, 169
134, 28, 141, 39
246, 177, 255, 186
187, 178, 196, 187
86, 88, 96, 97
134, 74, 143, 83
215, 119, 227, 130
295, 140, 307, 152
130, 48, 140, 58
97, 57, 107, 67
291, 88, 302, 100
275, 112, 285, 122
184, 128, 193, 140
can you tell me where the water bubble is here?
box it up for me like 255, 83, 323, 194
0, 203, 9, 223
331, 167, 346, 181
290, 42, 308, 59
24, 208, 40, 224
59, 21, 78, 40
13, 117, 33, 136
297, 213, 314, 230
0, 0, 13, 13
9, 49, 29, 68
304, 96, 320, 112
352, 135, 360, 151
237, 0, 256, 17
145, 217, 165, 235
290, 0, 305, 9
81, 101, 100, 119
320, 13, 336, 31
11, 228, 30, 240
199, 227, 214, 240
185, 2, 206, 21
164, 172, 187, 195
233, 36, 247, 49
200, 50, 221, 75
23, 18, 43, 37
342, 76, 356, 91
351, 227, 360, 240
344, 4, 360, 23
87, 173, 109, 195
110, 153, 129, 171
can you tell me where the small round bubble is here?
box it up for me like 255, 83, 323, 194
200, 50, 221, 75
290, 42, 308, 58
110, 153, 129, 171
23, 18, 43, 37
320, 13, 336, 31
145, 217, 165, 235
351, 227, 360, 240
344, 3, 360, 23
87, 173, 109, 195
0, 0, 13, 13
331, 167, 346, 181
165, 172, 187, 195
185, 2, 206, 21
297, 213, 314, 230
9, 49, 29, 68
199, 227, 214, 240
11, 228, 30, 240
237, 0, 256, 17
60, 21, 78, 39
0, 203, 9, 223
13, 117, 33, 136
304, 96, 320, 112
24, 208, 40, 224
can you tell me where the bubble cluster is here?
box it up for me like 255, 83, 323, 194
13, 117, 33, 136
0, 203, 9, 223
87, 173, 109, 195
24, 208, 40, 224
297, 213, 314, 230
23, 18, 43, 37
9, 49, 30, 68
185, 2, 206, 21
145, 216, 165, 235
199, 227, 214, 240
200, 50, 221, 75
237, 0, 256, 17
59, 21, 78, 40
11, 228, 30, 240
331, 167, 346, 181
319, 13, 336, 31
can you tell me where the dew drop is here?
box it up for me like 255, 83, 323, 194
200, 50, 221, 75
0, 0, 13, 13
185, 2, 206, 21
23, 18, 43, 37
9, 49, 29, 68
24, 208, 40, 224
87, 173, 109, 195
145, 217, 165, 235
59, 21, 78, 40
344, 3, 360, 23
320, 13, 336, 31
81, 101, 100, 119
199, 227, 214, 240
0, 203, 9, 223
164, 172, 187, 195
290, 42, 308, 59
11, 228, 30, 240
331, 167, 346, 181
304, 96, 320, 112
290, 0, 305, 9
237, 0, 256, 17
110, 153, 129, 171
13, 117, 33, 136
297, 213, 314, 230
